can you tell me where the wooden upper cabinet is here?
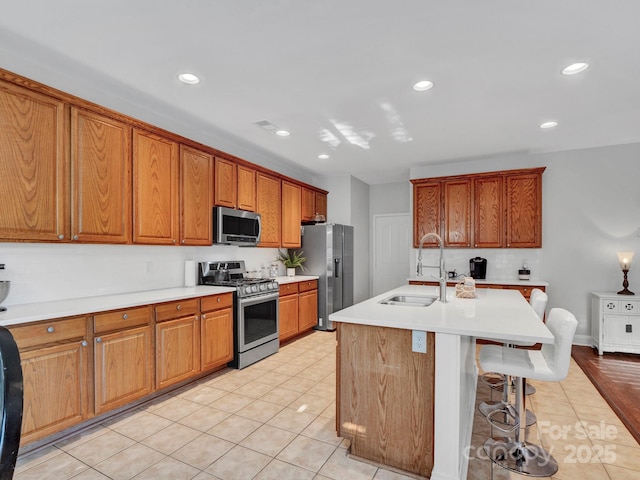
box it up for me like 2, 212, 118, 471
473, 176, 503, 248
180, 145, 213, 245
315, 192, 328, 220
256, 172, 281, 247
133, 129, 179, 245
71, 108, 132, 244
281, 181, 302, 248
443, 179, 471, 247
301, 187, 316, 222
237, 165, 257, 212
506, 171, 542, 248
0, 80, 69, 242
413, 182, 441, 247
214, 157, 237, 208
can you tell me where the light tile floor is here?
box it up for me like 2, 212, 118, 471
14, 331, 640, 480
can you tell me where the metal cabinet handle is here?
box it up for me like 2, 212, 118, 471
202, 314, 206, 319
58, 234, 64, 240
96, 337, 102, 343
123, 313, 129, 319
217, 297, 221, 302
47, 326, 55, 333
176, 305, 182, 310
73, 235, 79, 241
81, 340, 88, 347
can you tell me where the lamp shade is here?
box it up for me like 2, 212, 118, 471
617, 252, 635, 270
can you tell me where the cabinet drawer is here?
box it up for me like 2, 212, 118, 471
279, 282, 299, 296
299, 279, 318, 292
201, 293, 233, 313
155, 298, 199, 322
10, 316, 87, 350
94, 306, 152, 334
603, 300, 639, 314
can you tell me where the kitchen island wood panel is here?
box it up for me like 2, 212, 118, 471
337, 323, 435, 477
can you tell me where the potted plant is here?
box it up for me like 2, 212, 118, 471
277, 249, 307, 277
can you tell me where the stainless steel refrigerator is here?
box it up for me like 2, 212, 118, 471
301, 223, 354, 331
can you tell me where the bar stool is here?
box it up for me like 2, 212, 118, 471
480, 308, 578, 476
478, 289, 548, 425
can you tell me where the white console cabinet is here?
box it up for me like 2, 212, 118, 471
591, 292, 640, 355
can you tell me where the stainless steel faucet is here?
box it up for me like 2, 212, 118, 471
417, 232, 447, 303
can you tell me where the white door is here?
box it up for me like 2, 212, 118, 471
372, 213, 411, 296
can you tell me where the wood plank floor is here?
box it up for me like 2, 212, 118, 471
572, 345, 640, 445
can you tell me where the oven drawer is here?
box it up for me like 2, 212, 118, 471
155, 298, 199, 322
201, 293, 233, 312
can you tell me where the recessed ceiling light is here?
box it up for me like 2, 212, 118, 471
177, 73, 200, 85
318, 154, 330, 160
413, 80, 434, 91
540, 121, 558, 129
275, 130, 290, 137
562, 62, 589, 75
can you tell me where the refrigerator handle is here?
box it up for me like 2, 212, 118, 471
334, 258, 340, 278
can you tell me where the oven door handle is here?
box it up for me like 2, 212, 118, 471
237, 292, 279, 306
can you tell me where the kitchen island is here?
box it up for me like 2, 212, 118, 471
330, 284, 554, 480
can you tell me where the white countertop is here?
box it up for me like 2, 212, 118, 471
329, 284, 554, 344
274, 275, 319, 284
0, 285, 235, 327
407, 277, 549, 287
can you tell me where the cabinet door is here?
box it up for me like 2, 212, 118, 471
156, 315, 201, 389
237, 165, 257, 212
603, 315, 630, 346
20, 340, 90, 445
71, 108, 131, 244
443, 179, 471, 247
315, 192, 328, 220
298, 289, 318, 332
256, 173, 281, 247
180, 145, 213, 245
505, 172, 542, 248
201, 307, 233, 371
473, 176, 503, 248
279, 294, 299, 342
0, 80, 68, 242
133, 129, 179, 245
413, 182, 441, 247
214, 157, 237, 208
94, 325, 154, 414
281, 181, 302, 248
301, 188, 316, 222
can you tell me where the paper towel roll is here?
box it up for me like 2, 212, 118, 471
184, 261, 196, 287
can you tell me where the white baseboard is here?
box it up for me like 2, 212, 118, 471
573, 334, 593, 347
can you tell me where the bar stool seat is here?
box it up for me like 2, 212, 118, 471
480, 307, 577, 477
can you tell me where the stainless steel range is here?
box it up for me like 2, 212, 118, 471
198, 261, 279, 369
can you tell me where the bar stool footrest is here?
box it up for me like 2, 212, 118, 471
484, 437, 558, 477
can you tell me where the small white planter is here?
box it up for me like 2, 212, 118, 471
287, 268, 296, 277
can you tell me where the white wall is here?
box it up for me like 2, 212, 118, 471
410, 143, 640, 344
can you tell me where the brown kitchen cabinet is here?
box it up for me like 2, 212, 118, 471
200, 293, 234, 371
9, 316, 91, 446
298, 280, 319, 332
408, 280, 545, 301
413, 181, 441, 247
155, 298, 201, 389
93, 306, 154, 415
505, 171, 543, 248
473, 175, 503, 248
256, 172, 281, 247
279, 282, 300, 342
0, 80, 69, 242
301, 187, 316, 222
281, 181, 302, 248
71, 107, 132, 244
133, 128, 180, 245
214, 157, 237, 208
180, 145, 213, 245
237, 164, 257, 211
315, 191, 328, 220
443, 179, 471, 247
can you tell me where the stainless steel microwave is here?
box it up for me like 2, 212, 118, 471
213, 206, 261, 246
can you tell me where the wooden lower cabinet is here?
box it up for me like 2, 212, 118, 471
279, 280, 318, 342
9, 316, 91, 446
155, 297, 201, 389
93, 306, 154, 414
279, 290, 300, 342
298, 281, 318, 331
337, 323, 435, 477
201, 293, 234, 371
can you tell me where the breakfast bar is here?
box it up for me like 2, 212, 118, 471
330, 284, 554, 480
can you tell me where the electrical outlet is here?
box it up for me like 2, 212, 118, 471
412, 330, 427, 353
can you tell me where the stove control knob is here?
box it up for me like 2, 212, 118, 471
245, 286, 252, 295
259, 284, 266, 291
252, 285, 259, 293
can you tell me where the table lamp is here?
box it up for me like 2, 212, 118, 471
617, 252, 635, 295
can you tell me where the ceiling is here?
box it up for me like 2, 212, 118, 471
1, 1, 640, 185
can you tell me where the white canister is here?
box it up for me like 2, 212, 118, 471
184, 260, 197, 287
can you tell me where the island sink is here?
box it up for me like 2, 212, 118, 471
379, 294, 438, 307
